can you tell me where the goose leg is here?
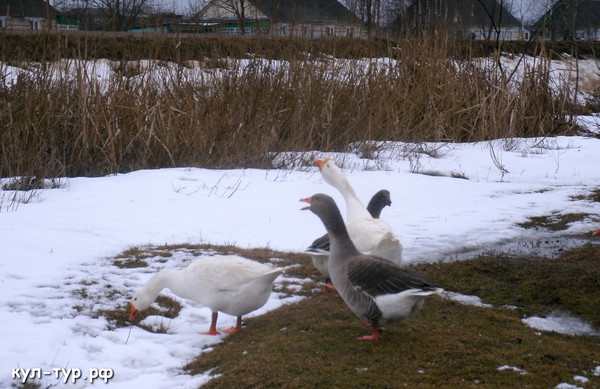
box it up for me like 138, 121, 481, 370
223, 316, 243, 334
357, 322, 382, 340
201, 311, 220, 335
323, 278, 337, 292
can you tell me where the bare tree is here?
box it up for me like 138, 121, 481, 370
89, 0, 156, 31
183, 0, 211, 17
210, 0, 251, 34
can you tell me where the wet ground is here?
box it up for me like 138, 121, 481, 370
445, 234, 600, 261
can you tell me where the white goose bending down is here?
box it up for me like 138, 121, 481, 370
314, 158, 402, 264
301, 194, 442, 340
128, 255, 283, 335
306, 189, 392, 288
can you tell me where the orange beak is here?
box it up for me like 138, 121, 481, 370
314, 157, 330, 170
300, 196, 313, 210
128, 302, 140, 321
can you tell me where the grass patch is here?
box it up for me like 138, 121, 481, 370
416, 170, 469, 180
97, 295, 182, 332
571, 187, 600, 203
415, 247, 600, 328
517, 212, 591, 231
182, 246, 600, 388
112, 246, 176, 267
112, 258, 149, 268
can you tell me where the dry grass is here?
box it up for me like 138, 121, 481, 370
91, 242, 600, 388
0, 33, 588, 182
178, 244, 600, 389
517, 212, 593, 231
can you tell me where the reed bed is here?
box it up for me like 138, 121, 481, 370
0, 32, 588, 182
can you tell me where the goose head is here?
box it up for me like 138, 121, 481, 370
314, 157, 345, 189
128, 289, 155, 320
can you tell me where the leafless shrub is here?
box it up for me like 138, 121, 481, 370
0, 34, 583, 182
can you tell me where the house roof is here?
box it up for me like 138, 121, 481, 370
535, 0, 600, 29
202, 0, 362, 24
0, 0, 57, 18
252, 0, 360, 23
398, 0, 522, 28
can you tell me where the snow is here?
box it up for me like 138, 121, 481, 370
2, 132, 600, 388
522, 311, 600, 337
441, 291, 493, 308
497, 365, 528, 375
1, 53, 600, 387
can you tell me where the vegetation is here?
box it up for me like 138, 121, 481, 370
94, 242, 600, 388
1, 32, 598, 183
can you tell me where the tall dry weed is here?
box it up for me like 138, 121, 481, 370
0, 33, 582, 181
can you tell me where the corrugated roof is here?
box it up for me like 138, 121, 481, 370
402, 0, 522, 27
0, 0, 57, 18
250, 0, 361, 24
535, 0, 600, 28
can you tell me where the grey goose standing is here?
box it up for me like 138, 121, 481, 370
301, 193, 442, 340
305, 189, 392, 289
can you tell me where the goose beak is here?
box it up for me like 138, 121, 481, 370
128, 302, 140, 321
314, 157, 330, 170
300, 196, 313, 210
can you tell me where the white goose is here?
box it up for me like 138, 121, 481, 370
301, 193, 442, 340
314, 158, 403, 264
128, 255, 283, 335
306, 189, 392, 289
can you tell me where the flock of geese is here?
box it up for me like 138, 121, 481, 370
128, 157, 442, 340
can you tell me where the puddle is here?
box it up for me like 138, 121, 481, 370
445, 235, 600, 261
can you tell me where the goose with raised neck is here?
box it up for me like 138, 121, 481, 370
128, 255, 283, 335
314, 158, 402, 264
301, 193, 441, 340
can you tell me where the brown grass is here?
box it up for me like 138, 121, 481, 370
92, 242, 600, 388
0, 33, 589, 181
180, 245, 600, 389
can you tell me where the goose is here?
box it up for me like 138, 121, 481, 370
301, 193, 442, 340
306, 189, 392, 289
314, 157, 402, 264
128, 255, 283, 335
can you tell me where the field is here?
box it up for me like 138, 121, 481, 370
2, 32, 600, 389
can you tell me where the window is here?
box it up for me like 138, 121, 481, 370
30, 20, 40, 30
326, 26, 334, 36
302, 25, 309, 37
279, 24, 287, 36
346, 27, 353, 37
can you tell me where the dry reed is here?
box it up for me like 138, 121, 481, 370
0, 32, 587, 181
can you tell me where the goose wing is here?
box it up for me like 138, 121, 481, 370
346, 256, 436, 297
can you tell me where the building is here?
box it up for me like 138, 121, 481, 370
395, 0, 527, 40
196, 0, 366, 37
0, 0, 58, 30
534, 0, 600, 41
128, 12, 218, 34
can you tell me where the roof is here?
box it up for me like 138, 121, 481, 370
203, 0, 362, 24
0, 0, 57, 18
254, 0, 360, 23
399, 0, 522, 28
535, 0, 600, 29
